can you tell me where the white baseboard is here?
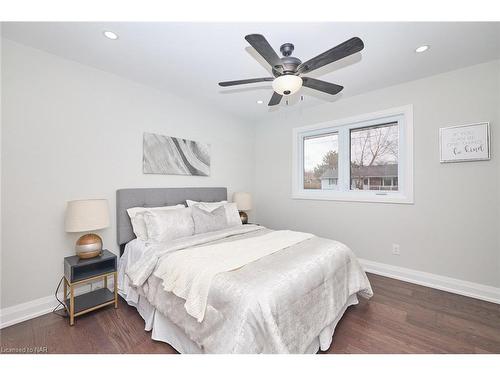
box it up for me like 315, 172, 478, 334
359, 258, 500, 305
0, 294, 63, 329
0, 279, 115, 329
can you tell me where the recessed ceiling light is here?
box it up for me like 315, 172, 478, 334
415, 45, 429, 53
103, 31, 119, 40
256, 100, 263, 104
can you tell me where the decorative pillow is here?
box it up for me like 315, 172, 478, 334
224, 202, 242, 227
186, 200, 227, 212
143, 207, 194, 243
127, 204, 185, 241
186, 200, 241, 227
191, 206, 229, 234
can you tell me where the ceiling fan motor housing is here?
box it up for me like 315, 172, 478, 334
273, 59, 302, 77
273, 43, 302, 74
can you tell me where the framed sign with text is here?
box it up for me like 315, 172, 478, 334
439, 122, 490, 163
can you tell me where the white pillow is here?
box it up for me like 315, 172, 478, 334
143, 207, 194, 243
127, 204, 185, 241
224, 202, 242, 227
191, 206, 228, 234
186, 200, 227, 212
186, 200, 241, 227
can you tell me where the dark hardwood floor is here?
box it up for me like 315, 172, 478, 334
1, 273, 499, 354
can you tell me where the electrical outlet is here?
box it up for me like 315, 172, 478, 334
392, 243, 400, 255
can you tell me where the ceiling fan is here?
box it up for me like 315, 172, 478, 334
219, 34, 364, 106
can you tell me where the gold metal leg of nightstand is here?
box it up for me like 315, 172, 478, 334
70, 285, 75, 325
104, 274, 108, 290
114, 272, 118, 308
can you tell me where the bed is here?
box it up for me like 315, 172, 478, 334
116, 187, 373, 354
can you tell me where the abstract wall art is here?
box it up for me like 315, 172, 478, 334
143, 132, 211, 176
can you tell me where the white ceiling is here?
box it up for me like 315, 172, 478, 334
2, 22, 500, 121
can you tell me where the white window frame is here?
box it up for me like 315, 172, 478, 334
292, 105, 414, 204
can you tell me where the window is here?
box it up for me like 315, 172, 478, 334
303, 133, 338, 190
350, 122, 399, 192
292, 105, 413, 203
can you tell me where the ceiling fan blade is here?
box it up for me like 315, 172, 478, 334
268, 91, 282, 106
297, 37, 364, 74
245, 34, 283, 70
219, 77, 274, 87
302, 77, 344, 95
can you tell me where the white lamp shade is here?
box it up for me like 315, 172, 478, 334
272, 75, 303, 96
65, 199, 110, 233
233, 192, 252, 211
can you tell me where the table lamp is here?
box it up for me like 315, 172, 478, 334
65, 199, 110, 259
233, 192, 252, 224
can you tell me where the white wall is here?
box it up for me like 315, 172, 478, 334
254, 60, 500, 288
1, 39, 255, 308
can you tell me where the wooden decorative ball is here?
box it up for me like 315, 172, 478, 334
239, 211, 248, 225
75, 233, 103, 259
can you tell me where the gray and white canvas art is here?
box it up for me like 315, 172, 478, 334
143, 132, 210, 176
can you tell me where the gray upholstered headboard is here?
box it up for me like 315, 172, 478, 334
116, 187, 227, 254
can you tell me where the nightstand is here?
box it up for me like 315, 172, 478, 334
63, 250, 118, 325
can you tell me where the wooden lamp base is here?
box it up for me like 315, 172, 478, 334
239, 211, 248, 224
75, 233, 103, 259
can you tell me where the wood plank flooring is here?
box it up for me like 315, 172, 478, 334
1, 273, 499, 354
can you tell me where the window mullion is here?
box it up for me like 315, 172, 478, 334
338, 127, 350, 192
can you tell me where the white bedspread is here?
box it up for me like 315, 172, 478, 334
124, 226, 373, 353
156, 230, 314, 322
127, 225, 262, 288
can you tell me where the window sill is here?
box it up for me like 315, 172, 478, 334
291, 191, 414, 204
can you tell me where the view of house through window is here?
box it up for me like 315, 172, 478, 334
302, 122, 399, 192
350, 122, 399, 191
303, 133, 338, 189
295, 107, 411, 203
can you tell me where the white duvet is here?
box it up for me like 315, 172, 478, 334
157, 230, 314, 322
123, 225, 373, 353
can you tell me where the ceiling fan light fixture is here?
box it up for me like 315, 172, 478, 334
272, 75, 303, 96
